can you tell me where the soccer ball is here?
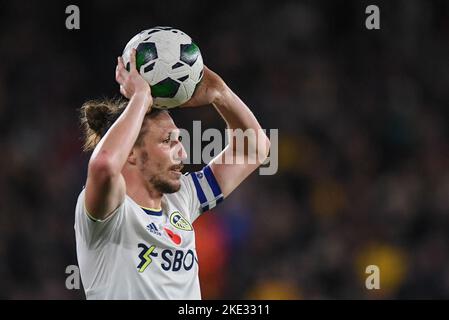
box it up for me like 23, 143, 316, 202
122, 27, 204, 109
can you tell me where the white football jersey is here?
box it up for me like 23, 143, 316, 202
74, 166, 223, 300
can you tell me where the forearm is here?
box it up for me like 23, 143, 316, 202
90, 92, 151, 173
192, 67, 270, 197
213, 87, 260, 131
213, 87, 270, 159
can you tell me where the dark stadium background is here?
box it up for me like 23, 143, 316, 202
0, 0, 448, 299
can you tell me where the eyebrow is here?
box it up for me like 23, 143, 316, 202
167, 130, 181, 140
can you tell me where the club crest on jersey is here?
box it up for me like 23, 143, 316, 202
169, 211, 193, 231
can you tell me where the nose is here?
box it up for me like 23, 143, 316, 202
177, 141, 188, 161
171, 140, 188, 163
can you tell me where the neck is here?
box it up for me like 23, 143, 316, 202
123, 167, 163, 210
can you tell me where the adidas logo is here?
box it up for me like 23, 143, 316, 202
146, 222, 162, 236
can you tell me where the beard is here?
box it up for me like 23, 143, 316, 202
139, 150, 183, 194
150, 175, 181, 194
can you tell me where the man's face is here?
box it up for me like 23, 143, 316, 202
134, 112, 187, 194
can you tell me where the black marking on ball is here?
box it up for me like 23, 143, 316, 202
172, 62, 184, 69
144, 62, 156, 73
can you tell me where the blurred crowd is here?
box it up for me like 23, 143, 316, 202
0, 0, 448, 299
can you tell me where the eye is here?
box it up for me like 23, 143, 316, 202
178, 136, 183, 142
163, 137, 171, 144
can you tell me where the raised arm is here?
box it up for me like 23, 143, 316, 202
182, 67, 270, 198
84, 50, 152, 220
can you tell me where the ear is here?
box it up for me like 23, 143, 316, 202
127, 148, 137, 165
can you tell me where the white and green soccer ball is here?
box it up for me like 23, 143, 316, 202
122, 27, 204, 109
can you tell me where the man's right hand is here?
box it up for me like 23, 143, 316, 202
116, 48, 152, 105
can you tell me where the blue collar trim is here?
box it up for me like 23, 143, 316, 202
141, 207, 163, 216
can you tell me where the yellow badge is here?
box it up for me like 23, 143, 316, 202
169, 211, 193, 231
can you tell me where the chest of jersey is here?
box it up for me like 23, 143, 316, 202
124, 200, 198, 275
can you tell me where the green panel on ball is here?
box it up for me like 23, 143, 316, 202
135, 42, 158, 69
180, 43, 200, 66
151, 78, 180, 98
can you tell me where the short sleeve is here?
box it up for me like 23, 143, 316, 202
179, 165, 224, 222
74, 188, 125, 249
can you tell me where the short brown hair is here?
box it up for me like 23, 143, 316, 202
79, 97, 167, 152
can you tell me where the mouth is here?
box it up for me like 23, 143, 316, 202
169, 164, 184, 177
